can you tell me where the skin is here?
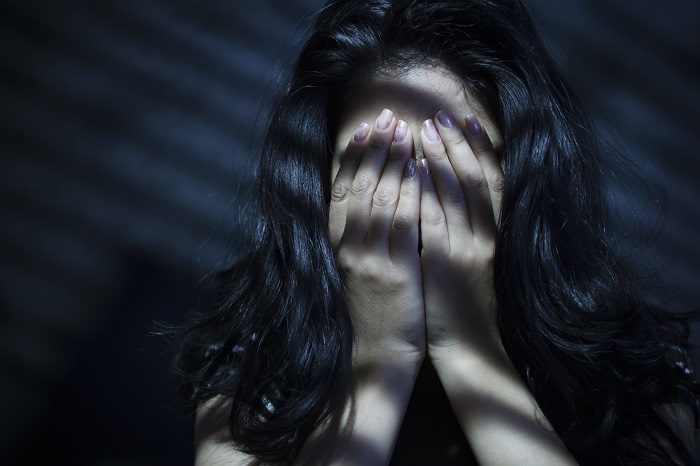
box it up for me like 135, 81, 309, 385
331, 66, 503, 178
313, 65, 577, 465
194, 66, 579, 465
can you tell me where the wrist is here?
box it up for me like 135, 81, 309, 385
428, 342, 575, 466
299, 345, 421, 465
428, 328, 505, 369
354, 333, 426, 373
429, 340, 514, 394
353, 352, 423, 389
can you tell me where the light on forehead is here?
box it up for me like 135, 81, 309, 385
332, 65, 502, 165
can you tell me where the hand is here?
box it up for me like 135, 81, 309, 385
329, 109, 425, 370
417, 110, 504, 364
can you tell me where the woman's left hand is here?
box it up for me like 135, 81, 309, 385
417, 110, 504, 364
417, 111, 578, 466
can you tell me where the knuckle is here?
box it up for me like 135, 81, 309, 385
330, 180, 350, 203
400, 186, 418, 198
489, 172, 504, 193
392, 212, 414, 232
372, 187, 397, 208
423, 207, 445, 227
335, 247, 355, 271
441, 185, 465, 205
463, 168, 488, 189
357, 261, 376, 282
351, 175, 374, 196
384, 269, 410, 292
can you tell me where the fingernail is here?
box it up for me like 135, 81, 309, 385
465, 114, 483, 137
418, 158, 434, 188
435, 110, 453, 129
422, 119, 440, 143
354, 122, 369, 142
404, 158, 416, 178
394, 120, 408, 143
418, 157, 429, 175
376, 108, 393, 131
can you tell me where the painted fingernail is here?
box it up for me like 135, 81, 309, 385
435, 110, 453, 129
354, 122, 369, 142
418, 158, 434, 188
422, 119, 440, 143
394, 120, 408, 143
376, 108, 393, 131
418, 157, 429, 173
404, 158, 416, 179
465, 114, 484, 137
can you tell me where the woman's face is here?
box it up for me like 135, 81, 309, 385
331, 65, 502, 179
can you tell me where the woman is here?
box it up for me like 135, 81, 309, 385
176, 0, 699, 464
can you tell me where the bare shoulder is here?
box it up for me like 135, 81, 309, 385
195, 397, 263, 466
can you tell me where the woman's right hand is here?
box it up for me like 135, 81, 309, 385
296, 109, 424, 464
329, 108, 425, 370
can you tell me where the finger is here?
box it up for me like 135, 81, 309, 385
418, 157, 449, 258
367, 120, 413, 250
420, 118, 471, 240
342, 108, 397, 247
464, 114, 504, 223
329, 122, 370, 248
391, 158, 421, 262
433, 110, 496, 238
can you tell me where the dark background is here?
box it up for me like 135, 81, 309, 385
1, 1, 698, 464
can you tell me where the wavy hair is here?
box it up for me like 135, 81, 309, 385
175, 0, 698, 463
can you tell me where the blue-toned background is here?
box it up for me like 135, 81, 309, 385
1, 1, 698, 464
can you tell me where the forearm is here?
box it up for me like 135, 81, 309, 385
296, 360, 419, 465
307, 107, 424, 463
432, 346, 578, 466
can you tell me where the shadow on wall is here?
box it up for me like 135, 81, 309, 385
1, 1, 323, 464
0, 0, 698, 464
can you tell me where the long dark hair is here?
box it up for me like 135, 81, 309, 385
175, 0, 698, 463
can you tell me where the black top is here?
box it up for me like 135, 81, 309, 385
391, 360, 478, 465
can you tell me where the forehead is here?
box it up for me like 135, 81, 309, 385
332, 65, 502, 161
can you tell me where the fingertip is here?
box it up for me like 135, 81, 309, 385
394, 120, 409, 144
422, 119, 440, 144
465, 114, 483, 137
435, 110, 454, 129
464, 114, 494, 151
400, 158, 421, 200
404, 157, 416, 179
418, 157, 433, 189
353, 122, 370, 143
376, 108, 395, 132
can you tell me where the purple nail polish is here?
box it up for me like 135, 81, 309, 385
354, 122, 369, 142
418, 157, 430, 174
465, 114, 483, 137
435, 110, 453, 129
376, 108, 393, 131
394, 120, 408, 143
423, 120, 440, 143
418, 157, 434, 188
404, 158, 416, 178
